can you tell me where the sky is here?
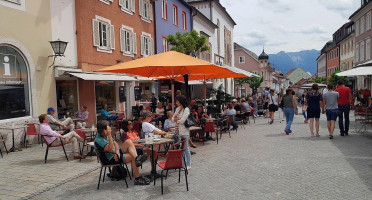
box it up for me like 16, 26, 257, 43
219, 0, 360, 55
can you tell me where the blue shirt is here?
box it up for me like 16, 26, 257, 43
101, 109, 111, 120
224, 109, 236, 116
164, 119, 176, 131
94, 133, 114, 161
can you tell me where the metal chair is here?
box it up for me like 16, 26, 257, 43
41, 135, 68, 163
204, 121, 219, 144
95, 149, 128, 189
0, 132, 8, 158
24, 123, 42, 149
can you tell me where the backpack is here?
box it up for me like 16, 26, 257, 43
107, 165, 127, 181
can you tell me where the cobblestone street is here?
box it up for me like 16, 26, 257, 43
1, 112, 369, 200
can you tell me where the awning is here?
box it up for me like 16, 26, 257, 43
177, 80, 213, 85
337, 67, 372, 77
69, 72, 138, 81
226, 66, 260, 78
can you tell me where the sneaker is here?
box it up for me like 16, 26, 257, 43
135, 153, 149, 167
284, 130, 289, 135
134, 177, 150, 185
316, 134, 320, 137
187, 166, 191, 170
329, 135, 334, 139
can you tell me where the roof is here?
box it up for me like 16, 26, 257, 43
234, 43, 259, 60
179, 0, 193, 10
349, 1, 372, 19
185, 0, 237, 25
285, 68, 297, 76
292, 78, 312, 88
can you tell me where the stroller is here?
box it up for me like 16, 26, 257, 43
257, 100, 264, 116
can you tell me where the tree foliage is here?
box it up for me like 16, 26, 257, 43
166, 30, 210, 56
312, 77, 327, 84
235, 73, 264, 91
329, 70, 349, 86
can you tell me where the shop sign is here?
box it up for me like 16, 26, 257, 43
0, 53, 21, 84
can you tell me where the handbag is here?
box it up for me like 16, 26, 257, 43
185, 114, 196, 128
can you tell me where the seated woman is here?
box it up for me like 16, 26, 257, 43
154, 103, 165, 127
121, 119, 143, 155
164, 111, 176, 132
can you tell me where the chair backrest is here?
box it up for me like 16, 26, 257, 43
355, 106, 367, 115
163, 150, 183, 169
204, 121, 215, 132
170, 142, 181, 150
249, 108, 255, 116
226, 115, 235, 123
133, 122, 141, 132
75, 130, 86, 140
26, 123, 38, 136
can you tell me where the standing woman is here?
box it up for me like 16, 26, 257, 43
172, 95, 191, 170
306, 84, 323, 137
268, 89, 279, 124
282, 88, 297, 135
252, 91, 258, 117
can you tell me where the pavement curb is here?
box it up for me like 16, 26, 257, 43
21, 166, 100, 200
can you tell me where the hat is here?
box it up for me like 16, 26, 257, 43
232, 99, 237, 102
47, 107, 55, 112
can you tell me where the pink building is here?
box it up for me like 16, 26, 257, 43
234, 43, 274, 96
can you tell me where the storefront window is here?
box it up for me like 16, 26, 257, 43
0, 45, 30, 120
95, 81, 116, 113
56, 80, 78, 118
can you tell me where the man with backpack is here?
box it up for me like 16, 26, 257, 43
94, 120, 150, 185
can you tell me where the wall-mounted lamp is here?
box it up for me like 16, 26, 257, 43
48, 39, 68, 67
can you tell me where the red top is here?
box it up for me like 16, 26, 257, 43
335, 86, 351, 105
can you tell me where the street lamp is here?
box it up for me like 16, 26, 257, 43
48, 39, 68, 67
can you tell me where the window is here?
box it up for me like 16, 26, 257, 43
182, 11, 187, 30
361, 41, 365, 61
99, 0, 113, 5
0, 0, 25, 11
368, 12, 372, 30
361, 16, 365, 34
119, 0, 135, 14
0, 45, 31, 120
141, 32, 154, 56
56, 81, 78, 119
139, 0, 153, 22
239, 56, 245, 63
367, 39, 371, 60
5, 0, 20, 4
356, 44, 360, 62
92, 16, 115, 53
356, 20, 360, 36
172, 5, 178, 26
95, 81, 116, 115
162, 37, 169, 52
161, 0, 168, 20
120, 25, 137, 56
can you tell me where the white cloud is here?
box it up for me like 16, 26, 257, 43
219, 0, 360, 54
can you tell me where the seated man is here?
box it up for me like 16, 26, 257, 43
75, 105, 89, 128
39, 114, 85, 159
101, 104, 118, 121
47, 107, 74, 131
240, 98, 252, 123
95, 120, 150, 185
223, 103, 238, 130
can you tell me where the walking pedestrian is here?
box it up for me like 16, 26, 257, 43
268, 89, 279, 124
305, 84, 323, 137
252, 91, 258, 117
282, 88, 297, 135
263, 87, 270, 118
322, 84, 339, 139
334, 80, 352, 136
301, 90, 308, 123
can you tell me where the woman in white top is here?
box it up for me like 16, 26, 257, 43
268, 89, 280, 124
172, 95, 191, 169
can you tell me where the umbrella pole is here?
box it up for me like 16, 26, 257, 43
172, 66, 175, 113
204, 79, 207, 111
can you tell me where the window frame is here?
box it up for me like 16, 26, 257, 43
172, 4, 178, 26
99, 0, 113, 5
120, 25, 137, 57
239, 56, 245, 63
368, 12, 372, 30
162, 36, 169, 52
161, 0, 168, 20
182, 10, 187, 30
93, 15, 115, 53
140, 0, 153, 23
141, 32, 153, 57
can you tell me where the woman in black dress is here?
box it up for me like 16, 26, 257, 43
305, 84, 323, 137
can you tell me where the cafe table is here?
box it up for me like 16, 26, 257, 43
134, 138, 174, 184
79, 127, 97, 156
0, 125, 28, 152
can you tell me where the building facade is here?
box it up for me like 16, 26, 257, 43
186, 0, 236, 95
0, 0, 53, 147
350, 0, 372, 90
317, 53, 327, 78
326, 43, 340, 77
336, 22, 355, 72
155, 0, 192, 54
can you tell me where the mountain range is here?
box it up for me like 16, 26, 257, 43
268, 49, 320, 75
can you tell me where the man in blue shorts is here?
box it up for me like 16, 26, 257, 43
322, 84, 339, 139
94, 120, 150, 185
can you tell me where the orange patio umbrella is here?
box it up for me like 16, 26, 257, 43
98, 51, 250, 110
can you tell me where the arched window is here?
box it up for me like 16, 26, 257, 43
0, 45, 30, 120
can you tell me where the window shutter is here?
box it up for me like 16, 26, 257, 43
120, 29, 125, 52
141, 35, 145, 55
92, 19, 100, 47
110, 25, 115, 50
139, 0, 143, 17
131, 0, 135, 12
150, 38, 154, 55
149, 3, 153, 21
132, 32, 137, 54
119, 0, 124, 7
